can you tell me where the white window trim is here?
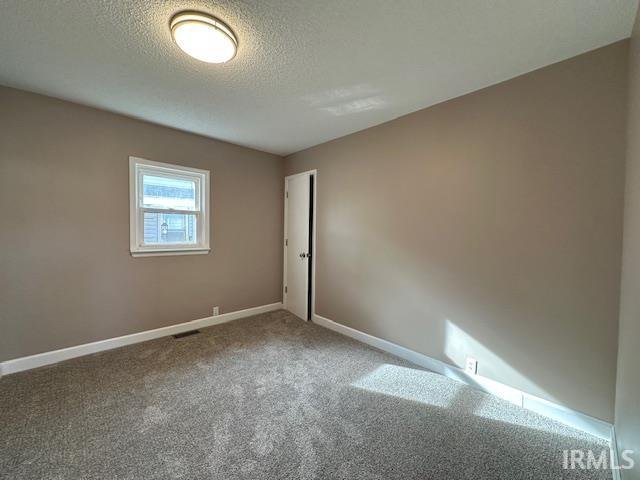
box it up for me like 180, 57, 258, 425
129, 156, 210, 257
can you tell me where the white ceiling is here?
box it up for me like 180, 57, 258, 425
0, 1, 637, 155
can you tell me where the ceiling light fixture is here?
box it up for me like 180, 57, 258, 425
170, 11, 237, 64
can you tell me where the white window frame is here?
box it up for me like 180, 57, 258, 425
129, 156, 210, 257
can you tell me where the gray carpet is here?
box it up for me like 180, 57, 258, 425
1, 310, 611, 480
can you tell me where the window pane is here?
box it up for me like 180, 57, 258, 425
143, 213, 197, 245
142, 174, 196, 210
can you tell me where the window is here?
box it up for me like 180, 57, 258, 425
129, 157, 209, 256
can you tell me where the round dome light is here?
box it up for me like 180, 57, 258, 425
170, 12, 237, 64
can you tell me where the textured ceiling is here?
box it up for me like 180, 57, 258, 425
0, 0, 637, 155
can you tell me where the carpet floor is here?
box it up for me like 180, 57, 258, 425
1, 310, 611, 479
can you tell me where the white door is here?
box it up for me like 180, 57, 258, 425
284, 173, 312, 320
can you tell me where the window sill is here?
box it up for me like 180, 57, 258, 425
130, 248, 210, 257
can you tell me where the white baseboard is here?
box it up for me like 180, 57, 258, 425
0, 302, 283, 376
312, 313, 612, 441
610, 426, 622, 480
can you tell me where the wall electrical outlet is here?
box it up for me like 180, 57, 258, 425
465, 357, 478, 375
212, 306, 220, 316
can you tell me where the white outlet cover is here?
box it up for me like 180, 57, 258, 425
465, 357, 478, 375
213, 307, 219, 316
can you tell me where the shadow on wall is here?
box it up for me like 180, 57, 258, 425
313, 187, 617, 421
443, 319, 549, 401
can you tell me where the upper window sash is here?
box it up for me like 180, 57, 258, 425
138, 169, 201, 210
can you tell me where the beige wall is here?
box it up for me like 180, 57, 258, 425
0, 86, 284, 362
616, 9, 640, 479
286, 41, 628, 422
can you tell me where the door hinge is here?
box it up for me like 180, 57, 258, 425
286, 191, 288, 198
285, 239, 288, 246
285, 286, 288, 293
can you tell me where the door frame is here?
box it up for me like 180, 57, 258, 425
283, 169, 317, 321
